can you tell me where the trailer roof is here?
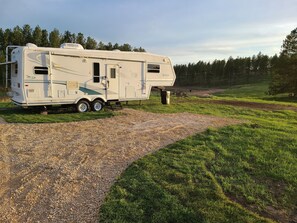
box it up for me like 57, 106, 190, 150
17, 44, 171, 64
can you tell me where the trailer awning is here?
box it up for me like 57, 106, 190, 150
0, 61, 16, 66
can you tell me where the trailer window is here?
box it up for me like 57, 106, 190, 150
34, 66, 48, 75
147, 64, 160, 73
110, 68, 116, 78
93, 63, 100, 83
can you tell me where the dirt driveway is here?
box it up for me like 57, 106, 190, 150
0, 109, 240, 223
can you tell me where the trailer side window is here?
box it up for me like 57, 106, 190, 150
93, 63, 100, 83
34, 66, 48, 75
147, 64, 160, 73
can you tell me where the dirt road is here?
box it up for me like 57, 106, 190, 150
0, 109, 240, 222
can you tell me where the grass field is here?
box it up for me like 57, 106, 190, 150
0, 81, 296, 123
0, 83, 296, 222
100, 91, 297, 222
214, 82, 297, 104
214, 82, 270, 98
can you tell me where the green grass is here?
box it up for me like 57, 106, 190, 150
214, 82, 270, 98
100, 95, 297, 223
0, 82, 296, 123
214, 81, 297, 104
0, 102, 113, 123
0, 86, 296, 221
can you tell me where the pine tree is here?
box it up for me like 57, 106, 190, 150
112, 43, 119, 50
41, 29, 49, 47
3, 29, 12, 47
0, 28, 4, 51
133, 46, 146, 52
11, 26, 23, 45
105, 42, 113, 50
49, 28, 61, 47
281, 28, 297, 56
225, 57, 234, 86
32, 25, 42, 46
61, 30, 74, 43
22, 24, 32, 44
269, 28, 297, 96
85, 37, 97, 49
120, 43, 132, 51
76, 33, 86, 48
97, 41, 106, 50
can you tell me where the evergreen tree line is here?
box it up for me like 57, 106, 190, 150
0, 24, 145, 56
174, 27, 297, 97
174, 52, 277, 87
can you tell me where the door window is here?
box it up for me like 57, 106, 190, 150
93, 63, 100, 82
110, 68, 116, 78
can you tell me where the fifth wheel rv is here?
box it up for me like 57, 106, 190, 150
1, 43, 176, 112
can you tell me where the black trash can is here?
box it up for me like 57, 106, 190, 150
161, 90, 170, 105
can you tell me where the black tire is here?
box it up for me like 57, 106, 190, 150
76, 100, 90, 113
91, 99, 104, 112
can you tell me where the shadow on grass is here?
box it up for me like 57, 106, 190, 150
0, 103, 114, 123
261, 96, 297, 103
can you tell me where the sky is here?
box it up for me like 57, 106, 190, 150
1, 0, 297, 64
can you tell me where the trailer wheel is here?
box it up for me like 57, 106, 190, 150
91, 99, 104, 112
76, 100, 90, 113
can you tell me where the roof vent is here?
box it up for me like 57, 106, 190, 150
60, 43, 84, 50
26, 43, 38, 48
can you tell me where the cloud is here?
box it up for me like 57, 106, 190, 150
152, 33, 285, 64
1, 0, 296, 65
147, 20, 296, 64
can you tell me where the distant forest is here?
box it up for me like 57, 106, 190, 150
174, 53, 277, 87
0, 24, 145, 56
174, 27, 297, 97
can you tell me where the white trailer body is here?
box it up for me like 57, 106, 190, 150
5, 43, 175, 111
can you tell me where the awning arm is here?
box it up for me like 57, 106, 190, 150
0, 61, 16, 66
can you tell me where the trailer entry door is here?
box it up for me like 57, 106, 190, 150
106, 64, 119, 100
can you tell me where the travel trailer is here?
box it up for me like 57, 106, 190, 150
1, 43, 175, 112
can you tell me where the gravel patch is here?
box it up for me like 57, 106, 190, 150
0, 109, 241, 223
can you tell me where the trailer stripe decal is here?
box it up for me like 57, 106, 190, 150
79, 87, 102, 95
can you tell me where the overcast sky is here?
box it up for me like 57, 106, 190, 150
1, 0, 297, 64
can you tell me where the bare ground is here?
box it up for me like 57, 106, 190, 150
0, 109, 241, 223
166, 87, 225, 97
167, 87, 297, 112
